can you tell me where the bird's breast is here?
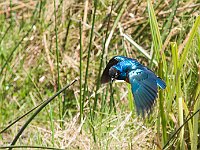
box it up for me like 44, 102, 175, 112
125, 77, 130, 83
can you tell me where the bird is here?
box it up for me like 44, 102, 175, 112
101, 56, 166, 115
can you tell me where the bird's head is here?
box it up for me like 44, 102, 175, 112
109, 67, 120, 82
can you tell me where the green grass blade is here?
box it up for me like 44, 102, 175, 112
182, 99, 193, 149
120, 32, 158, 66
147, 0, 167, 71
171, 42, 178, 74
147, 0, 167, 145
0, 101, 43, 134
54, 0, 62, 126
0, 145, 64, 150
54, 0, 60, 90
147, 0, 162, 60
192, 99, 200, 150
79, 21, 83, 122
163, 108, 200, 149
9, 79, 78, 149
104, 1, 126, 54
109, 83, 115, 114
93, 1, 114, 117
179, 16, 200, 68
82, 0, 98, 116
127, 83, 134, 115
0, 69, 45, 133
191, 65, 200, 150
178, 97, 184, 149
62, 19, 71, 50
49, 104, 55, 146
158, 61, 167, 145
0, 25, 12, 44
161, 0, 179, 42
171, 41, 184, 149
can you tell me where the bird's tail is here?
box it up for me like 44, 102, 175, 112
156, 77, 166, 89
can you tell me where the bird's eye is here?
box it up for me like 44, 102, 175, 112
109, 68, 120, 79
115, 70, 121, 78
115, 72, 118, 78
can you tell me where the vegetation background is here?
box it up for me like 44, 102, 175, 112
0, 0, 200, 149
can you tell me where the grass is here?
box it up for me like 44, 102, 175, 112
0, 0, 200, 149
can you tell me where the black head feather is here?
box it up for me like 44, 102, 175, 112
101, 57, 119, 84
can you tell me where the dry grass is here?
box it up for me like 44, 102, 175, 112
0, 0, 199, 149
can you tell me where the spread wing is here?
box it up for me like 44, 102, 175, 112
128, 68, 159, 115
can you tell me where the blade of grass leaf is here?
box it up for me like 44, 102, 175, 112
93, 1, 114, 117
179, 16, 200, 68
104, 1, 126, 55
109, 82, 116, 114
127, 83, 134, 115
178, 97, 184, 150
147, 0, 162, 60
49, 104, 55, 147
82, 0, 98, 118
9, 78, 78, 149
172, 41, 184, 149
192, 98, 200, 150
0, 145, 65, 150
0, 68, 45, 134
158, 61, 167, 145
54, 0, 62, 127
62, 19, 71, 51
119, 27, 158, 66
0, 101, 43, 134
0, 25, 12, 44
161, 0, 179, 42
162, 108, 200, 149
182, 99, 193, 150
147, 0, 167, 72
9, 0, 13, 25
147, 0, 167, 145
191, 65, 200, 150
79, 21, 83, 122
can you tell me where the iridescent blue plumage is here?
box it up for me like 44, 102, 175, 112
101, 56, 166, 115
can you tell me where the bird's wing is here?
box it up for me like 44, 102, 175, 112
146, 67, 166, 89
128, 68, 158, 115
